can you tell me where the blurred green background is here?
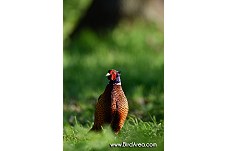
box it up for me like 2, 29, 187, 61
63, 0, 164, 150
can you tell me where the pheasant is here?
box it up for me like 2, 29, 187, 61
90, 69, 128, 134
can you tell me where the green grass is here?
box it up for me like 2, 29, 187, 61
63, 0, 164, 150
63, 21, 164, 119
63, 21, 164, 151
63, 116, 164, 151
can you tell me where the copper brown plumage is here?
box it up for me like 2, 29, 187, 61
90, 69, 128, 134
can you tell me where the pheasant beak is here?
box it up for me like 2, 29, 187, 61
106, 73, 111, 76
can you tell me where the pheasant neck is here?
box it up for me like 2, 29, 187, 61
109, 76, 121, 85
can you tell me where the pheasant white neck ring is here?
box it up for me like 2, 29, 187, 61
113, 82, 121, 85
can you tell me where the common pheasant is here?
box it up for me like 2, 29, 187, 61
90, 69, 128, 134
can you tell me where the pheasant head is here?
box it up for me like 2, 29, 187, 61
106, 69, 121, 84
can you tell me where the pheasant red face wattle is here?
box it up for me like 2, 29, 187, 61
106, 69, 118, 81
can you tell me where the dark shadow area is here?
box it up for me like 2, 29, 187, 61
69, 0, 121, 40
